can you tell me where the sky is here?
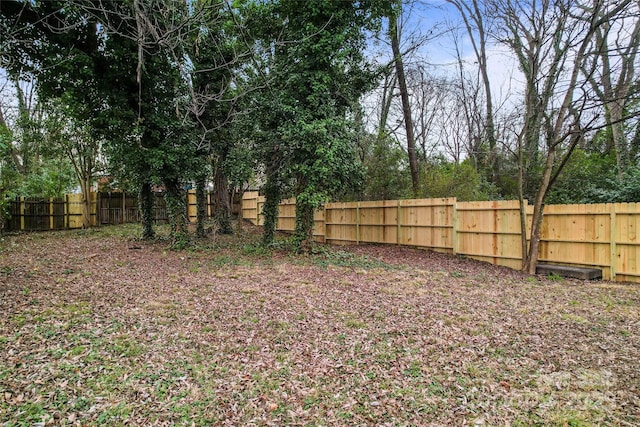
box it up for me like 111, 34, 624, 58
400, 1, 520, 103
361, 0, 523, 155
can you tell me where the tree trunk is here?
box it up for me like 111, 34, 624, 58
236, 188, 245, 231
390, 15, 420, 196
482, 70, 497, 183
523, 147, 555, 273
80, 176, 92, 228
608, 100, 629, 172
164, 179, 187, 237
195, 175, 207, 237
294, 199, 315, 253
139, 182, 155, 240
377, 73, 396, 144
517, 134, 529, 271
213, 162, 232, 235
261, 174, 281, 247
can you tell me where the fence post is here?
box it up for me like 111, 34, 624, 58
452, 199, 458, 255
19, 197, 25, 231
49, 197, 54, 230
66, 194, 70, 229
323, 205, 327, 243
257, 196, 263, 225
397, 200, 402, 246
91, 191, 96, 227
356, 202, 360, 244
610, 204, 617, 281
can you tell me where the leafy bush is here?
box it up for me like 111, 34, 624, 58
545, 149, 617, 204
421, 158, 499, 201
582, 167, 640, 203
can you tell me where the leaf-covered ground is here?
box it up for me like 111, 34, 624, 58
1, 224, 639, 426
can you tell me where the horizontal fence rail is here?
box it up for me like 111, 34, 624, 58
241, 192, 640, 283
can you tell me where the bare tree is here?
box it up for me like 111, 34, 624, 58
389, 2, 420, 196
446, 0, 499, 181
404, 66, 450, 162
437, 78, 483, 164
493, 0, 633, 273
0, 74, 43, 178
582, 0, 640, 173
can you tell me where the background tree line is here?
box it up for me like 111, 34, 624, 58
1, 0, 640, 267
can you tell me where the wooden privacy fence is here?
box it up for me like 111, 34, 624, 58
7, 194, 98, 231
97, 192, 168, 225
241, 191, 640, 283
6, 189, 243, 232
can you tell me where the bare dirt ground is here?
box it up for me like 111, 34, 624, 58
1, 224, 639, 426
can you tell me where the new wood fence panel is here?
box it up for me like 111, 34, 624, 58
277, 198, 296, 232
68, 193, 85, 228
257, 196, 267, 226
539, 204, 612, 278
398, 198, 455, 252
67, 193, 97, 228
242, 191, 260, 225
240, 192, 640, 283
313, 208, 325, 242
358, 200, 399, 245
325, 202, 358, 244
187, 190, 197, 222
613, 202, 640, 281
456, 200, 525, 269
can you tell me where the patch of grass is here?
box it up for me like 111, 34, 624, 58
242, 243, 271, 257
209, 254, 242, 268
344, 317, 367, 329
560, 313, 589, 323
71, 223, 148, 239
108, 337, 145, 357
96, 402, 131, 425
546, 272, 564, 281
10, 314, 27, 327
403, 361, 422, 378
310, 247, 393, 270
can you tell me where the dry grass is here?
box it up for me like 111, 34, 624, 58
1, 224, 639, 426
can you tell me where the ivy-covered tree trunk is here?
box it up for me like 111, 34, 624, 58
213, 162, 233, 234
261, 174, 281, 247
294, 197, 315, 253
195, 175, 207, 237
139, 182, 155, 240
236, 188, 245, 231
164, 179, 187, 237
